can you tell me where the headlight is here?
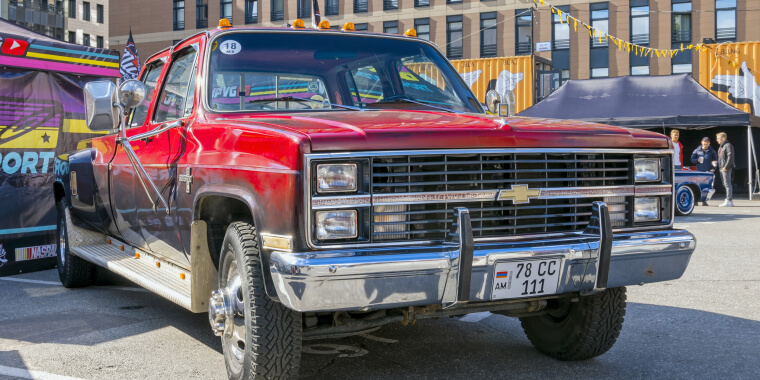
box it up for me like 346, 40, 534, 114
635, 158, 661, 182
317, 163, 357, 193
316, 210, 358, 240
634, 197, 660, 223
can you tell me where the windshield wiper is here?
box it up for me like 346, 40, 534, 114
247, 96, 363, 111
374, 96, 463, 114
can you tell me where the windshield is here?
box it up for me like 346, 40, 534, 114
207, 31, 483, 113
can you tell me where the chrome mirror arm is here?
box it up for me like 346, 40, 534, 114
113, 102, 171, 214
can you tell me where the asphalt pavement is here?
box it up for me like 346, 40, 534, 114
1, 200, 759, 379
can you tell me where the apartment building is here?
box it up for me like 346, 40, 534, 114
0, 0, 66, 40
110, 0, 757, 81
65, 0, 109, 48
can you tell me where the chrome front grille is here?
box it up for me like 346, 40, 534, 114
371, 153, 633, 241
372, 153, 631, 194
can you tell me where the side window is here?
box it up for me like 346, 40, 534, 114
154, 47, 198, 123
346, 65, 385, 105
129, 61, 164, 127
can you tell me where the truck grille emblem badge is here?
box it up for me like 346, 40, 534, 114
179, 167, 193, 194
497, 184, 541, 204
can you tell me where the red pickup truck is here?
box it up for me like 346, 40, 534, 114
55, 25, 695, 379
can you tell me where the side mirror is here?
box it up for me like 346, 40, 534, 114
118, 79, 147, 110
485, 90, 501, 115
84, 81, 120, 131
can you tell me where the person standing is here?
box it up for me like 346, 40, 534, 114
691, 137, 718, 206
670, 129, 683, 169
716, 132, 735, 207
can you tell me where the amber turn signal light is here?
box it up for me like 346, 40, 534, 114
404, 28, 417, 37
342, 22, 355, 31
318, 20, 330, 30
292, 19, 305, 29
218, 18, 232, 29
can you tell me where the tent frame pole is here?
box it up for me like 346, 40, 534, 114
750, 125, 755, 200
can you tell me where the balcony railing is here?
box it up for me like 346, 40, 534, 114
354, 0, 368, 13
447, 46, 463, 59
516, 41, 532, 55
630, 33, 649, 45
271, 10, 283, 21
173, 20, 185, 31
384, 0, 398, 10
196, 18, 208, 28
245, 13, 258, 24
716, 28, 736, 41
326, 1, 339, 15
672, 30, 691, 42
481, 45, 497, 58
554, 39, 570, 49
10, 0, 65, 15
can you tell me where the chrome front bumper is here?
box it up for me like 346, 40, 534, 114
270, 203, 696, 312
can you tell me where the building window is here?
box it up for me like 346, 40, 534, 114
296, 0, 310, 18
630, 0, 649, 76
447, 15, 463, 60
173, 0, 185, 30
447, 0, 462, 3
383, 20, 398, 34
480, 12, 497, 58
245, 0, 257, 24
415, 0, 429, 7
271, 0, 283, 21
415, 18, 430, 41
715, 0, 736, 41
325, 0, 339, 16
68, 0, 75, 18
96, 36, 103, 48
552, 5, 570, 84
591, 68, 609, 78
384, 0, 398, 11
354, 0, 367, 13
515, 9, 532, 55
672, 0, 692, 74
672, 64, 692, 74
97, 4, 103, 23
83, 1, 90, 21
196, 1, 208, 27
355, 23, 368, 31
68, 31, 76, 43
552, 5, 570, 50
220, 0, 232, 22
590, 3, 609, 78
83, 34, 90, 46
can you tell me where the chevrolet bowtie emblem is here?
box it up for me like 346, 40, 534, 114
497, 184, 541, 204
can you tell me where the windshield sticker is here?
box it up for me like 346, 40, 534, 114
219, 40, 241, 55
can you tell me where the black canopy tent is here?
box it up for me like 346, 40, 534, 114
518, 74, 758, 199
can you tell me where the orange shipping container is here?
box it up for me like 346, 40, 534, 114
451, 56, 535, 114
699, 41, 760, 117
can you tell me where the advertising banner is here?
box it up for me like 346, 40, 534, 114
699, 42, 760, 117
0, 67, 111, 276
451, 56, 535, 114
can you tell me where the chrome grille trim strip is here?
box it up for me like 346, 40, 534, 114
309, 185, 671, 208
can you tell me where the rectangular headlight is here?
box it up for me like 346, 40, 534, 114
316, 210, 358, 240
316, 163, 358, 193
634, 197, 660, 223
635, 158, 661, 182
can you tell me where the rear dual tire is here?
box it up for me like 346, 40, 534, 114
520, 287, 627, 361
55, 200, 93, 288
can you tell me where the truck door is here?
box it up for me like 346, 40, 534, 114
133, 44, 199, 267
109, 59, 166, 252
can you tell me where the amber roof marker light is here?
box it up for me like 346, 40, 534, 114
404, 28, 417, 37
318, 20, 331, 30
218, 18, 232, 30
342, 22, 355, 31
292, 19, 305, 29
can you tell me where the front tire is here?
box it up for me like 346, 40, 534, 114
218, 222, 302, 380
56, 201, 93, 288
675, 186, 696, 216
519, 287, 626, 361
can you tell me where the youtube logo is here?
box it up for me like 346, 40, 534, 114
1, 38, 29, 56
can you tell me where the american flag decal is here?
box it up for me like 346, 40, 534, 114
120, 29, 141, 81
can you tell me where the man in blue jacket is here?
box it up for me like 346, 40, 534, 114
691, 137, 718, 206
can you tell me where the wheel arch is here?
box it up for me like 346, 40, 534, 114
191, 184, 279, 301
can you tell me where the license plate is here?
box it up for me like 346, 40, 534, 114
491, 259, 561, 300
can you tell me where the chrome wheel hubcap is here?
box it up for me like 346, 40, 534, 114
209, 260, 247, 364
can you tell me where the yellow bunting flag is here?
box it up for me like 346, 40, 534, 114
655, 50, 660, 57
551, 6, 556, 13
687, 44, 693, 50
539, 0, 545, 6
680, 43, 684, 52
646, 48, 651, 56
558, 10, 564, 23
627, 43, 631, 53
574, 17, 577, 32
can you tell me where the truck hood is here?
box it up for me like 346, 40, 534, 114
210, 110, 670, 152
